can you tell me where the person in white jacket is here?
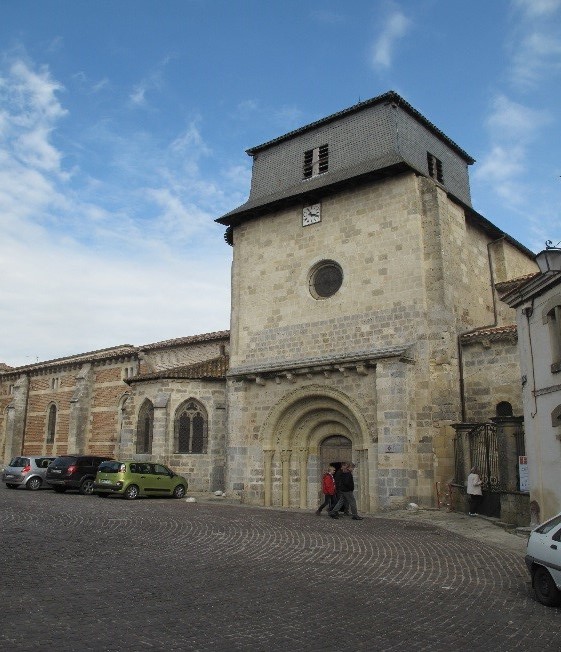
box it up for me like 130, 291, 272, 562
467, 467, 483, 516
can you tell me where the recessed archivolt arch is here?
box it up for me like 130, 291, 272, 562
261, 384, 372, 510
262, 384, 370, 452
291, 408, 357, 452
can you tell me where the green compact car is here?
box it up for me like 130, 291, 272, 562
94, 461, 188, 500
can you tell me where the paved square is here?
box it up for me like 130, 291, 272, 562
1, 488, 559, 651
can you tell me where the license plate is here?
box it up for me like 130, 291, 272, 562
101, 479, 111, 484
5, 474, 14, 479
52, 469, 62, 474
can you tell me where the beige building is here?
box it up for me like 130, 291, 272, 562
501, 249, 561, 522
1, 91, 538, 513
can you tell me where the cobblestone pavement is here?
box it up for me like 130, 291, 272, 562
1, 488, 560, 652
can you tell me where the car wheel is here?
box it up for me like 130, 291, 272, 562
26, 477, 42, 491
173, 484, 186, 499
533, 566, 561, 607
79, 478, 95, 495
124, 484, 139, 500
6, 483, 18, 489
53, 486, 67, 493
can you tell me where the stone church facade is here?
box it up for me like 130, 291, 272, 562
1, 91, 538, 511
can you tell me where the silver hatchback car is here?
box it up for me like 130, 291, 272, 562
2, 456, 55, 490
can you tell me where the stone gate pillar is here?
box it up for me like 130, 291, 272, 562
451, 423, 475, 484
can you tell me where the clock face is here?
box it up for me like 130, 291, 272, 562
302, 203, 321, 226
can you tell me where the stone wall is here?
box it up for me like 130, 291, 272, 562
461, 331, 523, 422
228, 169, 536, 512
120, 378, 227, 492
231, 173, 428, 368
0, 336, 229, 468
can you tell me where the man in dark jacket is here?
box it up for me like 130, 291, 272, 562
328, 462, 363, 520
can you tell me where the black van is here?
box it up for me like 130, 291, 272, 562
46, 455, 112, 495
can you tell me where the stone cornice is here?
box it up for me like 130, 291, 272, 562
227, 345, 414, 382
0, 346, 137, 378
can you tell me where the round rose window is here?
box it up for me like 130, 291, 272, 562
309, 261, 343, 299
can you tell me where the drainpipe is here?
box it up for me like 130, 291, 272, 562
457, 237, 504, 422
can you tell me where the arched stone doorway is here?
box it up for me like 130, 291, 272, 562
261, 385, 371, 512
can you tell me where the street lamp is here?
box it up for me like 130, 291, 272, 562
536, 241, 561, 273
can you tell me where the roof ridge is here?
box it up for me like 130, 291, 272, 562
139, 330, 230, 351
246, 90, 474, 163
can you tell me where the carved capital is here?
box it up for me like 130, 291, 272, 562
280, 450, 292, 463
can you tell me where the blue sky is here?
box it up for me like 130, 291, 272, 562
1, 0, 560, 367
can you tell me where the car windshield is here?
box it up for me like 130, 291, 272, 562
98, 461, 124, 473
8, 457, 30, 467
535, 514, 561, 534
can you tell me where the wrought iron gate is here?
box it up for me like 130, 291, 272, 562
469, 423, 501, 517
469, 423, 503, 491
453, 420, 526, 518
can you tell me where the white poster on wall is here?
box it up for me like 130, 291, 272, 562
519, 455, 529, 493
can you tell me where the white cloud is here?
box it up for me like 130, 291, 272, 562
475, 95, 551, 205
370, 8, 411, 70
486, 94, 551, 143
509, 0, 561, 88
0, 55, 238, 367
170, 122, 212, 160
128, 59, 169, 108
474, 1, 560, 217
475, 145, 526, 203
0, 234, 231, 366
513, 0, 561, 18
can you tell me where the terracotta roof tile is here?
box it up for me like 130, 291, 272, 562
460, 324, 517, 343
127, 355, 229, 383
495, 273, 539, 295
139, 330, 230, 351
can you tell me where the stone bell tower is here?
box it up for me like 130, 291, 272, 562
216, 91, 536, 511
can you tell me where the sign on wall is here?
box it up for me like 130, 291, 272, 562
519, 455, 529, 493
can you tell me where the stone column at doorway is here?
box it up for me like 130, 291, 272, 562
281, 450, 291, 507
264, 449, 275, 506
298, 447, 308, 508
355, 448, 370, 512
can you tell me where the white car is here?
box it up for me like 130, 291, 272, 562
525, 512, 561, 607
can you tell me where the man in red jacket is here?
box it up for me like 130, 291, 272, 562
315, 464, 337, 515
